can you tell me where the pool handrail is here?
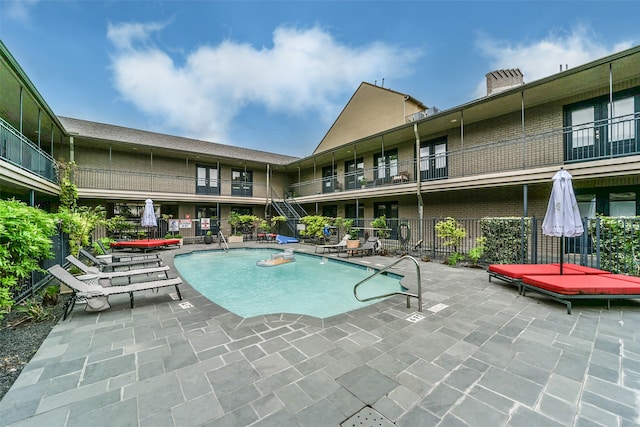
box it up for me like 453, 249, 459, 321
353, 255, 422, 312
218, 230, 229, 252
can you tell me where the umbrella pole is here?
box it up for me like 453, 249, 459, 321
560, 237, 564, 274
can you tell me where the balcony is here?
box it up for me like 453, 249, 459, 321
0, 117, 58, 183
74, 167, 268, 199
289, 114, 640, 198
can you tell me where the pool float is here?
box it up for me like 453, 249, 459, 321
276, 234, 299, 244
256, 249, 296, 267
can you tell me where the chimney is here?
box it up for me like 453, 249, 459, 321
485, 68, 524, 96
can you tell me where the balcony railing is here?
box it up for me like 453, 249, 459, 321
289, 115, 640, 197
0, 117, 58, 183
74, 167, 268, 199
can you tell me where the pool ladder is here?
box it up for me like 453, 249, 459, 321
353, 255, 422, 312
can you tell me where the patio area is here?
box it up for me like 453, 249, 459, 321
1, 242, 639, 426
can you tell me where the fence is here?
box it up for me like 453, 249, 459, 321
13, 215, 638, 305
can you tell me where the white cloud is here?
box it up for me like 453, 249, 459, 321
473, 24, 636, 98
107, 22, 419, 144
5, 0, 39, 21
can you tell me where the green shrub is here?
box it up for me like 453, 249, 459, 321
0, 199, 57, 320
589, 216, 640, 275
467, 236, 487, 266
480, 217, 531, 264
15, 298, 53, 322
370, 215, 390, 239
299, 215, 333, 239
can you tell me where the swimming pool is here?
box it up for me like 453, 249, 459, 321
174, 248, 405, 318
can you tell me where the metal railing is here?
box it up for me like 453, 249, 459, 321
289, 114, 640, 197
353, 255, 422, 312
74, 166, 269, 198
0, 117, 58, 183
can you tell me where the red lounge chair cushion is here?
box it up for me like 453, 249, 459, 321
111, 239, 180, 249
522, 274, 640, 295
488, 264, 586, 279
550, 263, 611, 274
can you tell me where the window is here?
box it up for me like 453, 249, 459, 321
374, 149, 398, 184
565, 88, 639, 162
322, 205, 337, 218
344, 158, 364, 190
232, 169, 253, 196
570, 107, 595, 149
609, 97, 635, 143
420, 138, 447, 181
609, 192, 636, 217
374, 201, 399, 239
196, 165, 219, 195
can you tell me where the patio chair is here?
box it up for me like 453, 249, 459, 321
315, 234, 351, 253
341, 237, 381, 257
79, 248, 163, 271
96, 240, 161, 262
66, 255, 171, 284
48, 264, 182, 320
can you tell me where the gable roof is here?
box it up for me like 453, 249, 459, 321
312, 82, 427, 154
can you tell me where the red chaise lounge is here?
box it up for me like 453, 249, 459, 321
110, 239, 181, 252
520, 273, 640, 314
487, 263, 609, 293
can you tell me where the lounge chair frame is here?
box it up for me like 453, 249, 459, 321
96, 240, 161, 262
340, 237, 380, 258
48, 265, 182, 320
315, 234, 351, 253
66, 255, 170, 283
521, 282, 640, 315
80, 248, 163, 271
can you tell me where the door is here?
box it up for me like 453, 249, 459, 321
344, 158, 364, 190
420, 138, 447, 181
322, 165, 336, 193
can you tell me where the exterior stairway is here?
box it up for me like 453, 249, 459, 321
271, 190, 307, 235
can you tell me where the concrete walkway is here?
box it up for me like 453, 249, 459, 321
1, 242, 639, 426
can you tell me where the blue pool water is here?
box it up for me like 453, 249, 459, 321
174, 249, 405, 318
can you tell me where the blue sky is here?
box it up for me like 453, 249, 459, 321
1, 1, 639, 157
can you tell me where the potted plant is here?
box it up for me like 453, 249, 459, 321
358, 176, 367, 188
203, 230, 213, 244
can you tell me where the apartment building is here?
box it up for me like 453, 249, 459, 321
2, 39, 639, 240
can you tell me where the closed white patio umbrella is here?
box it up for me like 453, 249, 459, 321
542, 169, 584, 273
141, 199, 157, 240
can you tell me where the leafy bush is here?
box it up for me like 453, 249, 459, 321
589, 216, 640, 275
299, 215, 333, 239
15, 298, 53, 322
467, 236, 487, 266
480, 217, 531, 264
0, 199, 57, 320
370, 215, 390, 239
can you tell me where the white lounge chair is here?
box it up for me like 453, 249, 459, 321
340, 237, 381, 257
315, 234, 351, 253
48, 265, 182, 320
79, 248, 163, 271
66, 255, 170, 284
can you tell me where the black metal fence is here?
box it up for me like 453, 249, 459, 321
13, 228, 70, 305
342, 216, 640, 275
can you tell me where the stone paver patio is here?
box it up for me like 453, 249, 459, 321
1, 242, 639, 426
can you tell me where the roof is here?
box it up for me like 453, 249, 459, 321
59, 116, 299, 165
